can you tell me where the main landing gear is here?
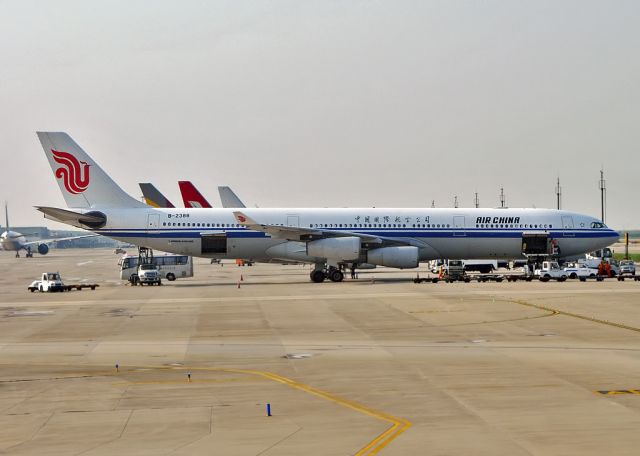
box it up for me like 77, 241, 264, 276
310, 264, 344, 283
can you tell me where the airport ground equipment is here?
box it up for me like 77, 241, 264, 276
617, 260, 639, 281
28, 272, 98, 292
463, 259, 497, 274
619, 260, 636, 275
128, 247, 162, 285
119, 250, 193, 282
134, 263, 162, 286
563, 264, 599, 279
535, 261, 568, 282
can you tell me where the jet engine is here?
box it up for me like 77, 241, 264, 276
307, 237, 360, 261
37, 244, 49, 255
367, 246, 419, 269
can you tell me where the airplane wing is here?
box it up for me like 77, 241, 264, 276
232, 211, 429, 248
22, 233, 99, 246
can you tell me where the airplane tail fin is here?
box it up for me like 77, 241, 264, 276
178, 181, 212, 208
37, 132, 146, 209
218, 186, 246, 208
4, 202, 9, 232
139, 183, 175, 208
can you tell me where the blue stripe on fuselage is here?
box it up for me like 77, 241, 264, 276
95, 228, 618, 240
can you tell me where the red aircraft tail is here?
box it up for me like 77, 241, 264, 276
178, 181, 212, 208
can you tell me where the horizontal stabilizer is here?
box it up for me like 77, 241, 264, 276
35, 206, 106, 229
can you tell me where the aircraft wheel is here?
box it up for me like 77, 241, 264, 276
310, 270, 326, 283
328, 269, 344, 282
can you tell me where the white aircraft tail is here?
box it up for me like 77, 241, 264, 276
37, 132, 146, 209
4, 202, 9, 232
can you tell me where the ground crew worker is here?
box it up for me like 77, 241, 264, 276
598, 260, 606, 277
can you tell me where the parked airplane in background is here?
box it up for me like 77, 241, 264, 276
35, 132, 619, 282
1, 203, 96, 257
179, 181, 212, 208
218, 186, 246, 208
139, 183, 175, 208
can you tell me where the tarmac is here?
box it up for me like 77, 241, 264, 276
1, 247, 640, 455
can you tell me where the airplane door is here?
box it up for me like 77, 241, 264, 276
287, 215, 299, 227
147, 214, 160, 231
561, 216, 574, 237
453, 216, 466, 237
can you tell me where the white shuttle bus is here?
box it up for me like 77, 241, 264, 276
118, 253, 193, 281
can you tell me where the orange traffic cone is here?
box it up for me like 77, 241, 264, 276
240, 274, 244, 281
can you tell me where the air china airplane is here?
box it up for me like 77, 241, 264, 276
35, 132, 618, 282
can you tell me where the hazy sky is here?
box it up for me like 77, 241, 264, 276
1, 0, 639, 230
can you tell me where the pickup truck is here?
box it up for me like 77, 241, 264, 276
619, 260, 636, 275
535, 261, 568, 282
28, 272, 99, 292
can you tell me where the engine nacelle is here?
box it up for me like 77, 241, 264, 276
307, 237, 360, 261
37, 244, 49, 255
367, 246, 419, 269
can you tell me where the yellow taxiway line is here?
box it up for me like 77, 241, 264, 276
2, 362, 411, 453
130, 364, 412, 455
510, 299, 640, 333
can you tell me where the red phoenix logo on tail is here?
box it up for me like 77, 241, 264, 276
52, 150, 91, 194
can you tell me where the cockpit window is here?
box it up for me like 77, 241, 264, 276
591, 222, 607, 229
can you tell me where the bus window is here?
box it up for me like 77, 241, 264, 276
162, 256, 176, 265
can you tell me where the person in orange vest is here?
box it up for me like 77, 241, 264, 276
605, 261, 612, 278
598, 260, 606, 277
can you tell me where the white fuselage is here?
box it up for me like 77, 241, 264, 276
87, 207, 618, 264
0, 231, 27, 252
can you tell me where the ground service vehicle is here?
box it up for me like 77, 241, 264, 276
563, 264, 598, 279
134, 263, 162, 286
535, 261, 568, 282
119, 253, 193, 281
619, 260, 636, 275
462, 259, 497, 274
28, 272, 98, 292
617, 260, 639, 281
